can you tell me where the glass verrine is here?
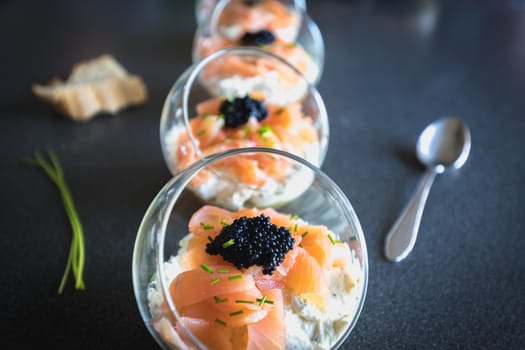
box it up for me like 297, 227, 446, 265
132, 147, 368, 350
193, 0, 324, 84
160, 47, 329, 209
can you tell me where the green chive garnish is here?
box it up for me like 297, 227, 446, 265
215, 318, 227, 326
229, 310, 244, 316
222, 239, 235, 248
200, 222, 214, 230
201, 263, 213, 274
220, 218, 229, 226
211, 277, 221, 285
149, 272, 157, 283
257, 125, 273, 137
290, 214, 299, 220
197, 129, 206, 137
294, 223, 298, 232
214, 296, 228, 303
228, 275, 242, 281
235, 300, 255, 304
258, 295, 267, 306
256, 297, 274, 305
217, 269, 230, 273
328, 233, 342, 245
302, 231, 309, 237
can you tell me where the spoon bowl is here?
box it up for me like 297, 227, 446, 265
416, 117, 471, 173
384, 116, 471, 262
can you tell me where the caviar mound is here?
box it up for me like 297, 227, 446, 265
241, 30, 276, 46
206, 214, 294, 274
219, 96, 268, 128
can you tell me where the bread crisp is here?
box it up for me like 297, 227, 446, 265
33, 54, 148, 121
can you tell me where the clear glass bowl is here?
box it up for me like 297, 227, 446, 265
192, 0, 324, 85
132, 147, 368, 350
160, 46, 329, 207
195, 0, 307, 29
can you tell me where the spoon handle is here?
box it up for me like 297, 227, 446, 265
384, 169, 437, 262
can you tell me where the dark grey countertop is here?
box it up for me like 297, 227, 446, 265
1, 0, 524, 349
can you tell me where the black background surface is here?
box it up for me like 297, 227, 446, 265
1, 0, 524, 349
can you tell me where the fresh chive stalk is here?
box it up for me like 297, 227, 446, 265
23, 150, 86, 294
228, 275, 242, 281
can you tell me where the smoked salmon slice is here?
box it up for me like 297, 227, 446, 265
246, 288, 285, 350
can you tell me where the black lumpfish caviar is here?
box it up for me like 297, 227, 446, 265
219, 96, 268, 128
240, 30, 276, 46
206, 214, 294, 275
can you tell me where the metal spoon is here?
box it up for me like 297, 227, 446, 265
384, 117, 471, 262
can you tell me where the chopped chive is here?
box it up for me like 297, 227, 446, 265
211, 277, 221, 285
201, 263, 214, 274
208, 235, 213, 242
290, 214, 299, 220
294, 223, 298, 232
235, 299, 255, 304
149, 272, 157, 283
327, 233, 342, 245
256, 297, 274, 305
257, 125, 273, 137
217, 114, 224, 120
215, 318, 227, 326
196, 129, 206, 137
200, 222, 214, 230
228, 275, 242, 281
214, 296, 228, 303
229, 310, 244, 316
217, 269, 230, 273
302, 231, 309, 237
222, 239, 235, 248
258, 294, 267, 306
220, 218, 229, 226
